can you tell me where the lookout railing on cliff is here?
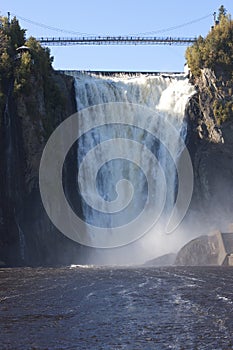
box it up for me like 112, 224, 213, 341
37, 36, 197, 46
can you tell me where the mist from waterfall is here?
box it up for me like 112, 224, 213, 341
73, 72, 195, 264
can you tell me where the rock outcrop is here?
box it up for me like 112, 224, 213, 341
175, 231, 233, 266
175, 234, 219, 266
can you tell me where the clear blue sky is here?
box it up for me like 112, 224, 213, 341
2, 0, 233, 72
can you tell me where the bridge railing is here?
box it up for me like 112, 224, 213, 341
37, 36, 197, 46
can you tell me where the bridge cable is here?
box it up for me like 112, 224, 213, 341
11, 12, 97, 36
11, 12, 212, 38
127, 13, 212, 36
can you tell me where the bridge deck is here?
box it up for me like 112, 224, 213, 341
38, 36, 196, 46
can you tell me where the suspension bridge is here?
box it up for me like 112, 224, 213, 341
8, 11, 213, 47
37, 36, 197, 46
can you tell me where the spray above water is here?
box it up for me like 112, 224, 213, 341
39, 72, 195, 252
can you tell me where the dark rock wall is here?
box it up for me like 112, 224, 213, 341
185, 68, 233, 235
0, 71, 89, 266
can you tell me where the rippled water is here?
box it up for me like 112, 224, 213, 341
1, 266, 233, 349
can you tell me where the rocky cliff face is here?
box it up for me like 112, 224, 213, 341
0, 70, 89, 266
185, 68, 233, 235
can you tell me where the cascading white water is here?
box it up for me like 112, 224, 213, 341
73, 72, 195, 248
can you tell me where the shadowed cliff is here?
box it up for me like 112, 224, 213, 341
184, 8, 233, 237
0, 16, 89, 266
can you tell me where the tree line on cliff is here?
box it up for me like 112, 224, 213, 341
186, 5, 233, 125
0, 16, 65, 137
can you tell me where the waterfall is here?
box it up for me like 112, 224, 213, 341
3, 81, 14, 199
70, 72, 195, 249
16, 220, 26, 261
2, 80, 26, 262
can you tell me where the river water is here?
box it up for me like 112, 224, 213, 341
1, 266, 233, 349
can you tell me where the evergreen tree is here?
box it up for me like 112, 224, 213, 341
218, 5, 227, 21
185, 6, 233, 76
